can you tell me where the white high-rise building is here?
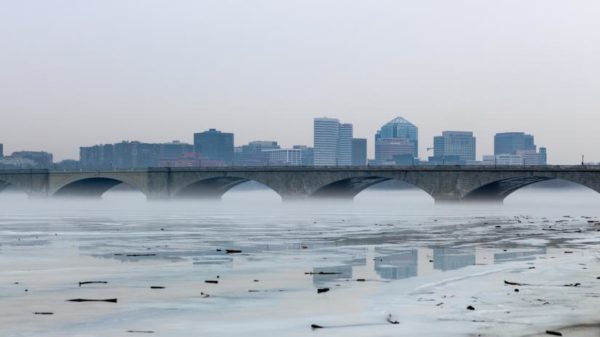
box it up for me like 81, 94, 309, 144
314, 118, 339, 166
313, 118, 354, 166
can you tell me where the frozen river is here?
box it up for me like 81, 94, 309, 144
1, 187, 600, 337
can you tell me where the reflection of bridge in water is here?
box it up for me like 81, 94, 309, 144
1, 166, 599, 202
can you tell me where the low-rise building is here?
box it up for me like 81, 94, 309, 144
81, 141, 194, 169
53, 159, 80, 171
11, 151, 53, 168
374, 138, 414, 165
293, 145, 314, 166
234, 141, 280, 166
0, 157, 37, 169
482, 154, 524, 166
264, 149, 303, 166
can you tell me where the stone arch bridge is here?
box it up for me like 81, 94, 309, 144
0, 166, 599, 203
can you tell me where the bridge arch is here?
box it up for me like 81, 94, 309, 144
312, 176, 390, 198
0, 179, 12, 194
0, 178, 37, 198
173, 176, 249, 199
171, 176, 283, 200
462, 175, 600, 202
51, 175, 148, 198
310, 174, 437, 200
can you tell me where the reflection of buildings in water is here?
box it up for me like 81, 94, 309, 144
351, 246, 380, 280
312, 265, 353, 286
347, 256, 367, 267
309, 247, 548, 286
433, 248, 476, 271
475, 248, 495, 265
374, 248, 418, 280
418, 248, 435, 276
494, 248, 546, 263
310, 248, 368, 286
96, 242, 288, 264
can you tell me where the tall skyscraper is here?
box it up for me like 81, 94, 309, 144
0, 143, 3, 158
313, 118, 353, 166
338, 123, 353, 165
314, 118, 339, 166
194, 129, 234, 165
494, 132, 536, 155
352, 138, 367, 166
433, 131, 476, 163
375, 117, 418, 159
539, 147, 547, 165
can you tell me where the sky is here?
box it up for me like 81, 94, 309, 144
1, 0, 599, 163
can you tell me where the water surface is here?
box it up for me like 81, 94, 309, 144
1, 187, 600, 336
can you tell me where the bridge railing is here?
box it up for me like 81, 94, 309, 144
1, 165, 600, 174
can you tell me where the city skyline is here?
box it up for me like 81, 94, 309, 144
0, 118, 550, 169
1, 1, 600, 163
0, 116, 572, 162
0, 119, 556, 165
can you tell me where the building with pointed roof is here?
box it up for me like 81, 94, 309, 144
374, 117, 418, 164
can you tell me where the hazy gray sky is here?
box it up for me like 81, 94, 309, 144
1, 0, 599, 163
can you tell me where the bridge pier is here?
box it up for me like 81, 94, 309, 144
432, 196, 463, 204
27, 191, 51, 199
145, 168, 171, 200
435, 198, 504, 204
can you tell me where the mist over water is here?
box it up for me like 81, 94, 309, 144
1, 184, 600, 336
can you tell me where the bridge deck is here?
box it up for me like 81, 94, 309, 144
0, 166, 599, 202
